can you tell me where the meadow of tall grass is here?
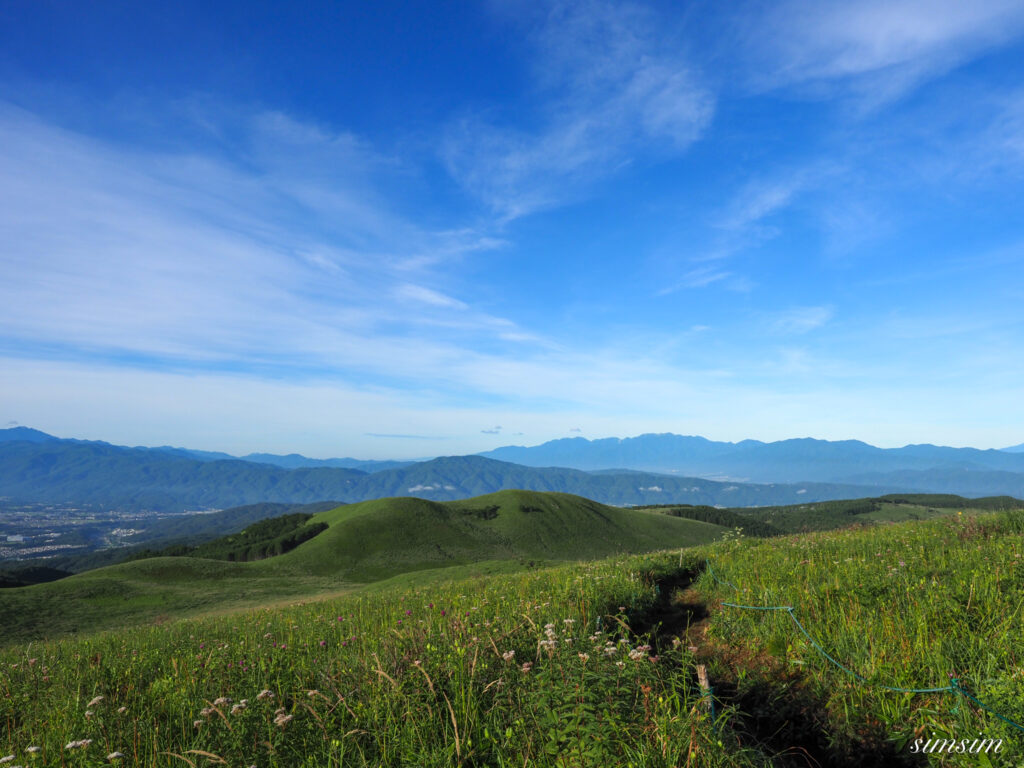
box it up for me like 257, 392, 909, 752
697, 510, 1024, 765
0, 553, 761, 768
3, 509, 1022, 766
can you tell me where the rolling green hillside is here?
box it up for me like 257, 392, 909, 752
644, 493, 1021, 536
285, 490, 723, 580
0, 490, 724, 642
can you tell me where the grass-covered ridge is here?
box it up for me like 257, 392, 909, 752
643, 493, 1021, 536
0, 490, 724, 643
288, 489, 724, 580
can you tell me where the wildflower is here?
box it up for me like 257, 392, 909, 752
85, 710, 94, 719
107, 753, 125, 761
0, 756, 13, 764
307, 690, 319, 697
502, 650, 515, 662
274, 713, 294, 727
230, 702, 247, 715
25, 748, 40, 754
520, 662, 533, 673
578, 652, 590, 662
257, 689, 275, 701
213, 697, 232, 707
199, 707, 216, 719
615, 661, 625, 669
87, 695, 105, 707
193, 720, 203, 728
65, 740, 92, 750
563, 618, 575, 625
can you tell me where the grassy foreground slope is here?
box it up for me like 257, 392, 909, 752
1, 507, 1022, 765
0, 551, 765, 768
694, 509, 1024, 763
0, 490, 724, 642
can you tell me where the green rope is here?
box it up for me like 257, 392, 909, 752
951, 679, 1024, 735
698, 686, 717, 727
705, 560, 1024, 733
704, 559, 739, 592
722, 602, 791, 611
784, 607, 953, 694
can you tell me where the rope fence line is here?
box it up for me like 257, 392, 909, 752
702, 559, 1024, 734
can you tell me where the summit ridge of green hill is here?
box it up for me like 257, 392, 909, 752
285, 489, 723, 581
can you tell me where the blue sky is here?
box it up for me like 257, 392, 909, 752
2, 0, 1024, 457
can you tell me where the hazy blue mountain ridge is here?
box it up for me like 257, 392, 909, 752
480, 433, 1024, 482
0, 436, 888, 512
5, 428, 1024, 511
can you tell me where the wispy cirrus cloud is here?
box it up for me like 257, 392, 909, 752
442, 0, 713, 220
659, 169, 820, 294
740, 0, 1024, 105
767, 306, 834, 335
0, 101, 533, 383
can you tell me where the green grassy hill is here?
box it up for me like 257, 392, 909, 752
287, 490, 723, 580
0, 490, 724, 642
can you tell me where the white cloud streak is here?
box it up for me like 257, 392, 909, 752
766, 306, 835, 336
443, 0, 713, 219
743, 0, 1024, 104
0, 102, 530, 382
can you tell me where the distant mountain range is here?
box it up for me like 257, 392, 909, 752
3, 427, 1024, 512
0, 427, 412, 471
1, 428, 885, 511
480, 433, 1024, 484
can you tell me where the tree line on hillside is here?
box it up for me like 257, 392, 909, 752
127, 513, 328, 563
